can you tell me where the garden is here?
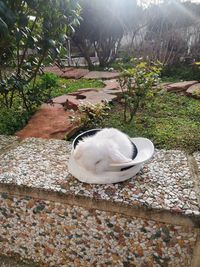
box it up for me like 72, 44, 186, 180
0, 1, 200, 267
0, 0, 199, 153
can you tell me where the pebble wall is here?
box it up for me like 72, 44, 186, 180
0, 137, 199, 266
0, 193, 198, 267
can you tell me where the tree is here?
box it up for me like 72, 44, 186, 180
0, 0, 80, 111
72, 0, 139, 68
130, 0, 200, 65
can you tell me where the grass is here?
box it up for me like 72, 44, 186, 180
95, 90, 200, 153
50, 78, 103, 97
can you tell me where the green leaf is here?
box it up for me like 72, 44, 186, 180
0, 17, 8, 38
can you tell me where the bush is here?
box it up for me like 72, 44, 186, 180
0, 106, 31, 135
119, 59, 162, 123
75, 101, 111, 128
0, 0, 80, 112
161, 63, 200, 81
25, 73, 59, 108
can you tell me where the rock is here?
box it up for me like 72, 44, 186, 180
16, 104, 82, 140
186, 83, 200, 99
84, 71, 120, 80
43, 66, 73, 76
166, 81, 198, 92
43, 66, 62, 76
78, 88, 99, 92
61, 68, 89, 79
44, 66, 120, 80
0, 135, 19, 151
63, 95, 80, 110
102, 79, 123, 95
52, 95, 69, 105
43, 66, 89, 79
103, 79, 120, 90
57, 90, 117, 111
79, 90, 117, 105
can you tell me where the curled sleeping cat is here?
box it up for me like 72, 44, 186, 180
73, 128, 134, 173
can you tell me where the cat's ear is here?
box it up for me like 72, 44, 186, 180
109, 147, 131, 164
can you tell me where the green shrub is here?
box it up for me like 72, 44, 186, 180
0, 0, 80, 112
119, 59, 162, 123
23, 73, 60, 110
78, 101, 111, 128
161, 63, 200, 81
0, 106, 31, 135
40, 73, 59, 89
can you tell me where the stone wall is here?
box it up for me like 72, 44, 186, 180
0, 193, 198, 267
0, 136, 199, 266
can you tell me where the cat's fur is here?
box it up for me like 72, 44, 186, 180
73, 128, 133, 173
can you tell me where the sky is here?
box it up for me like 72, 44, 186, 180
137, 0, 200, 10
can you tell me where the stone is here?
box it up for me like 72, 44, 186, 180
102, 79, 123, 95
52, 95, 69, 105
103, 79, 120, 90
61, 68, 89, 79
43, 66, 89, 79
16, 103, 82, 140
79, 90, 117, 104
60, 90, 117, 110
186, 83, 200, 99
43, 66, 65, 76
63, 95, 80, 110
44, 66, 120, 80
84, 71, 120, 80
166, 81, 198, 92
78, 88, 99, 93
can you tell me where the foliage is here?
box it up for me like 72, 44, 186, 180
161, 63, 200, 82
76, 101, 111, 128
0, 75, 103, 135
24, 73, 59, 109
40, 73, 59, 89
0, 103, 32, 135
96, 91, 200, 153
119, 59, 162, 123
0, 0, 80, 112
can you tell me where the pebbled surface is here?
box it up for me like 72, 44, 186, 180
0, 194, 197, 267
0, 136, 19, 152
0, 137, 199, 217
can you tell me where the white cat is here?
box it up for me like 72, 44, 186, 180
73, 128, 133, 173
